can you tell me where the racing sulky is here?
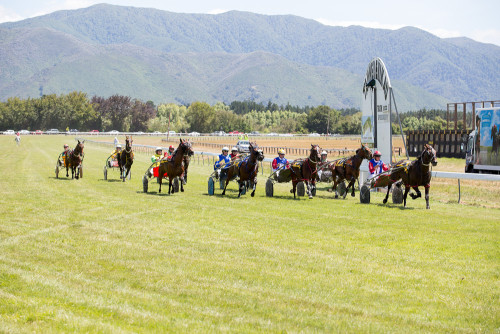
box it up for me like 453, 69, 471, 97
290, 144, 321, 199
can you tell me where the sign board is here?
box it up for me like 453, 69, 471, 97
361, 57, 392, 164
476, 107, 500, 167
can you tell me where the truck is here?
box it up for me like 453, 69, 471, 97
464, 107, 500, 174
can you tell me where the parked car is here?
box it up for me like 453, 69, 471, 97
33, 130, 43, 135
46, 129, 60, 134
212, 131, 225, 136
250, 131, 260, 135
236, 140, 250, 153
19, 130, 30, 135
152, 131, 162, 135
135, 131, 144, 135
267, 132, 278, 136
166, 131, 176, 136
189, 132, 200, 136
3, 130, 15, 135
108, 130, 119, 134
69, 129, 79, 133
308, 132, 320, 137
90, 130, 99, 134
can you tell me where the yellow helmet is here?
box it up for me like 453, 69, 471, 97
278, 149, 285, 155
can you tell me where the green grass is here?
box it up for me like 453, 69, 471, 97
0, 136, 498, 333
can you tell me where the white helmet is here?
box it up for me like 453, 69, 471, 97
321, 150, 327, 155
231, 146, 238, 152
156, 146, 162, 152
116, 144, 122, 148
222, 146, 229, 152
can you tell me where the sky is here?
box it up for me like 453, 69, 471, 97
0, 0, 499, 46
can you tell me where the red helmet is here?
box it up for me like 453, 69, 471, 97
169, 145, 174, 150
374, 150, 381, 156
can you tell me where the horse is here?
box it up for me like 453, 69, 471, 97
222, 142, 264, 197
157, 139, 193, 194
290, 144, 321, 199
382, 144, 437, 209
67, 140, 84, 179
329, 144, 372, 198
182, 149, 194, 184
119, 136, 134, 182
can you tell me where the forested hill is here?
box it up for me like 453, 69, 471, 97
1, 4, 499, 109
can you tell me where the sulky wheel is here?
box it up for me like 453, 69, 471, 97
173, 177, 180, 193
103, 166, 107, 180
208, 177, 215, 195
240, 181, 247, 195
297, 182, 305, 197
265, 179, 274, 197
311, 184, 316, 197
337, 181, 347, 198
360, 184, 370, 204
128, 170, 131, 180
143, 175, 149, 193
392, 184, 403, 204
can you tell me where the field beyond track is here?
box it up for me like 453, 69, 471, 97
0, 136, 498, 333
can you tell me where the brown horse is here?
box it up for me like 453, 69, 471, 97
181, 149, 194, 185
157, 139, 193, 194
290, 144, 321, 199
119, 136, 134, 182
383, 144, 437, 209
67, 140, 84, 179
222, 142, 264, 197
329, 144, 372, 198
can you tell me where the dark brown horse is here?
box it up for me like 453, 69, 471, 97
157, 139, 193, 194
119, 136, 134, 182
67, 140, 84, 179
181, 149, 194, 185
383, 144, 437, 209
290, 144, 321, 199
329, 144, 372, 198
222, 142, 264, 197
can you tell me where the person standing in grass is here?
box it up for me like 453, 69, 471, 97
15, 132, 20, 146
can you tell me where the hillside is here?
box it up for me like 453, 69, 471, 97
1, 4, 498, 108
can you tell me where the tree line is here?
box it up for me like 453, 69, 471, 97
0, 92, 451, 134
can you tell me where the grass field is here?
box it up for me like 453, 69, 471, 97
0, 136, 499, 333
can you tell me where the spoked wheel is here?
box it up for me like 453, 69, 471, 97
297, 182, 305, 197
103, 166, 107, 180
208, 177, 215, 195
311, 185, 316, 197
337, 181, 347, 198
360, 184, 370, 204
143, 175, 149, 193
392, 184, 403, 204
265, 179, 274, 197
173, 178, 180, 193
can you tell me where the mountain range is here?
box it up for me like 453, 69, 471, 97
1, 4, 499, 111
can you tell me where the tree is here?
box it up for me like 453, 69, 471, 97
185, 102, 215, 132
130, 99, 156, 132
306, 105, 340, 134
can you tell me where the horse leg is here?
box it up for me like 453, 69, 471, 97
251, 179, 257, 197
410, 187, 421, 200
350, 177, 356, 197
383, 180, 393, 204
222, 177, 230, 196
66, 166, 69, 177
291, 180, 297, 199
403, 186, 410, 207
344, 178, 354, 199
332, 179, 339, 199
158, 176, 162, 193
180, 177, 184, 192
425, 186, 430, 209
305, 181, 313, 199
168, 177, 173, 195
237, 181, 242, 198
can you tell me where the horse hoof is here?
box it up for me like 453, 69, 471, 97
335, 195, 338, 199
351, 193, 355, 197
290, 189, 293, 193
309, 196, 313, 199
251, 192, 255, 197
383, 199, 387, 204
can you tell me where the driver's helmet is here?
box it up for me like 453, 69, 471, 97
116, 144, 122, 149
231, 146, 238, 152
374, 150, 381, 157
169, 145, 175, 151
222, 146, 229, 152
278, 148, 285, 155
155, 146, 162, 154
64, 144, 69, 149
321, 150, 327, 156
